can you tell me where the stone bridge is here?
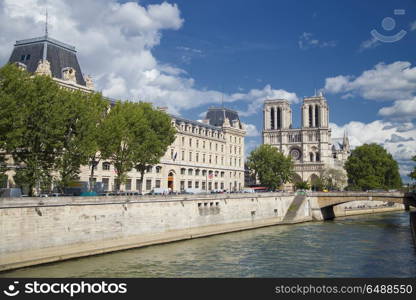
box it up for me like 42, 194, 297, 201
308, 192, 416, 220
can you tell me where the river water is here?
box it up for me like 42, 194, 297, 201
2, 211, 416, 277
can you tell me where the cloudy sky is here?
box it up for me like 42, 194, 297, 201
0, 0, 415, 182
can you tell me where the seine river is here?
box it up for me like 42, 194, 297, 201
2, 211, 416, 277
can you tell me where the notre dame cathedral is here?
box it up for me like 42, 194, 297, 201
262, 93, 350, 187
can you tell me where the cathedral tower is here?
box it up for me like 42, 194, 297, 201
301, 92, 329, 128
263, 99, 292, 130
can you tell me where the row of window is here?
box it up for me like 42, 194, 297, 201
99, 177, 242, 192
179, 137, 242, 154
177, 123, 223, 139
171, 150, 242, 167
179, 169, 242, 179
100, 162, 162, 173
268, 132, 321, 143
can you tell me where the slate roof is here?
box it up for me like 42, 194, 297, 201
205, 107, 241, 128
8, 36, 86, 86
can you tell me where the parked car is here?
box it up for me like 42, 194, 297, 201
149, 188, 170, 195
242, 188, 255, 193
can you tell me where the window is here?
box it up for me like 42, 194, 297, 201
210, 142, 212, 150
203, 141, 206, 149
114, 179, 120, 191
220, 182, 224, 189
202, 181, 206, 190
215, 156, 218, 164
136, 179, 142, 191
214, 182, 218, 189
209, 155, 212, 164
182, 151, 185, 161
221, 145, 224, 152
215, 143, 218, 151
196, 140, 199, 148
195, 169, 200, 176
181, 168, 186, 175
188, 181, 192, 188
156, 166, 162, 173
155, 180, 161, 188
171, 149, 174, 159
146, 166, 152, 173
146, 179, 152, 191
195, 181, 199, 188
20, 54, 31, 61
202, 170, 207, 176
189, 138, 192, 147
208, 182, 212, 190
221, 157, 224, 165
189, 152, 192, 162
220, 172, 224, 178
196, 153, 199, 162
125, 179, 132, 191
188, 169, 193, 175
182, 137, 185, 144
102, 162, 111, 171
316, 152, 320, 162
203, 154, 206, 163
180, 181, 185, 191
102, 178, 109, 191
309, 153, 314, 162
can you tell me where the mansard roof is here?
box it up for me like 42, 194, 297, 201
8, 35, 86, 86
170, 114, 222, 131
205, 107, 241, 128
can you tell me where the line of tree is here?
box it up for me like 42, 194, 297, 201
344, 143, 402, 191
0, 64, 175, 196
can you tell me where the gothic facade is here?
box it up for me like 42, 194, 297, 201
262, 93, 350, 187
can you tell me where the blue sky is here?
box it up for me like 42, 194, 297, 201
0, 0, 415, 181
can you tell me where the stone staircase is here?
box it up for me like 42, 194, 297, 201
282, 194, 306, 223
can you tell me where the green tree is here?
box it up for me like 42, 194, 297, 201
100, 102, 175, 192
247, 144, 294, 191
344, 143, 402, 191
409, 155, 416, 182
0, 64, 69, 195
295, 181, 310, 190
54, 90, 108, 192
134, 103, 176, 193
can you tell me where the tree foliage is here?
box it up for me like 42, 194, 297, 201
344, 143, 402, 191
247, 144, 294, 190
295, 181, 310, 190
0, 64, 69, 195
409, 155, 416, 181
0, 64, 176, 194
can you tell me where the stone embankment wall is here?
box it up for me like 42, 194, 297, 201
0, 192, 407, 271
0, 193, 311, 271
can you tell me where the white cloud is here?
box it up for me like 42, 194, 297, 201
359, 37, 380, 51
0, 0, 294, 116
330, 120, 416, 181
324, 61, 416, 101
378, 97, 416, 121
244, 124, 260, 137
298, 32, 336, 50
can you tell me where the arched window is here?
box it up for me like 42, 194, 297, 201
277, 107, 281, 129
309, 153, 314, 162
316, 152, 320, 162
270, 107, 275, 129
308, 105, 313, 127
315, 105, 320, 127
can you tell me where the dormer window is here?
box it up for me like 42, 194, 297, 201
20, 54, 31, 62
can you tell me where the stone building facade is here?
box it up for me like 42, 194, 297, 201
79, 108, 246, 193
6, 34, 246, 193
262, 93, 350, 187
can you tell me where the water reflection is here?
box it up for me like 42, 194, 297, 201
1, 211, 415, 277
